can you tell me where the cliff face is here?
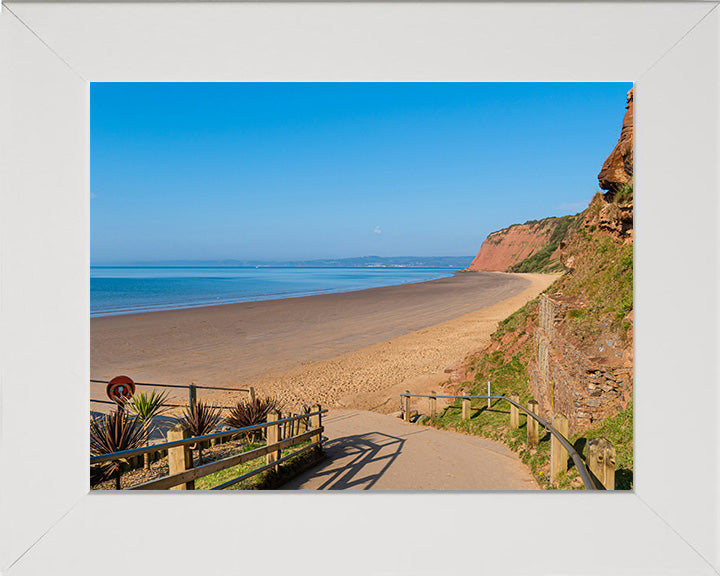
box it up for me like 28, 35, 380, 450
467, 90, 634, 277
597, 89, 633, 197
458, 89, 634, 435
467, 215, 576, 274
468, 223, 553, 271
527, 90, 634, 433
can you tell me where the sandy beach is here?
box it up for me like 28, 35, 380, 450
91, 271, 558, 413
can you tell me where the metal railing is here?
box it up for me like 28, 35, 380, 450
90, 378, 251, 393
91, 409, 327, 490
90, 410, 323, 464
90, 378, 255, 410
400, 393, 597, 490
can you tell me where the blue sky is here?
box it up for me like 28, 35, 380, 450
91, 82, 632, 264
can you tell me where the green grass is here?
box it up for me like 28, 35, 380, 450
425, 348, 561, 489
571, 401, 633, 490
424, 347, 633, 490
426, 192, 634, 490
194, 440, 316, 490
508, 214, 578, 273
615, 183, 633, 205
426, 350, 535, 444
563, 234, 633, 338
492, 298, 538, 341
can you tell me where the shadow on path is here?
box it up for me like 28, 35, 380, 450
290, 431, 405, 490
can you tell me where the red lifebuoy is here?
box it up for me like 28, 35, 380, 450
106, 375, 135, 403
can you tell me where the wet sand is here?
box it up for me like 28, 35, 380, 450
91, 271, 557, 411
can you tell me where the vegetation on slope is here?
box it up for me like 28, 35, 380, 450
558, 192, 633, 343
426, 338, 633, 489
425, 191, 633, 489
507, 214, 579, 274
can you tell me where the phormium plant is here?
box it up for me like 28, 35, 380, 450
225, 397, 280, 442
90, 408, 147, 489
179, 400, 222, 464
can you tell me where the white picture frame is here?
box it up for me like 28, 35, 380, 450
1, 2, 719, 574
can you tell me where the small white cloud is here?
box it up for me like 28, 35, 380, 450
90, 193, 98, 199
373, 226, 382, 235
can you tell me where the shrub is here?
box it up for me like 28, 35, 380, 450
225, 397, 281, 441
180, 400, 222, 464
615, 182, 633, 205
126, 389, 171, 469
90, 408, 147, 489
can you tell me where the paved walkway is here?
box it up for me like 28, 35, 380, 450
283, 410, 539, 490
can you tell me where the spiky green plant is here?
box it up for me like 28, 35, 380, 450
179, 400, 222, 464
224, 397, 280, 442
127, 389, 171, 469
90, 409, 147, 489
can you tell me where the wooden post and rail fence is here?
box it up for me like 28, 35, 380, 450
400, 391, 616, 490
91, 406, 326, 490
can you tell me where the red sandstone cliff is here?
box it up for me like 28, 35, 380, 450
459, 89, 634, 435
467, 216, 576, 273
468, 223, 553, 272
467, 89, 634, 275
598, 88, 633, 197
526, 89, 634, 433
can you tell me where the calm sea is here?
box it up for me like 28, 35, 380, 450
91, 266, 455, 317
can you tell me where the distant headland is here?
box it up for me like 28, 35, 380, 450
93, 256, 475, 269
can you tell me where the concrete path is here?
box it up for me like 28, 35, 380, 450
282, 410, 539, 491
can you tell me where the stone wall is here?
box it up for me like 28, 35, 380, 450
528, 295, 633, 434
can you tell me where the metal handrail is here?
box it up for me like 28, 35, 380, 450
401, 393, 597, 490
128, 430, 324, 491
90, 409, 328, 464
90, 378, 250, 393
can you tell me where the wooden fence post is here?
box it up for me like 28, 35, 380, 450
298, 405, 308, 435
429, 391, 437, 418
587, 437, 616, 490
310, 404, 322, 454
266, 410, 281, 471
404, 391, 411, 422
462, 390, 471, 420
188, 383, 197, 409
167, 423, 194, 490
509, 393, 520, 429
249, 386, 256, 403
550, 413, 569, 483
527, 399, 539, 448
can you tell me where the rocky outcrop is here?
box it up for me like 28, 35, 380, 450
597, 88, 633, 197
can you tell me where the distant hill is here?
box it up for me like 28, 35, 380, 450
102, 256, 475, 269
276, 256, 474, 268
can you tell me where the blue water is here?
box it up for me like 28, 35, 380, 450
91, 267, 455, 317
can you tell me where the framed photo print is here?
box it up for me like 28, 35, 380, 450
1, 2, 718, 574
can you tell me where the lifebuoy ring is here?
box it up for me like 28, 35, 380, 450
106, 375, 135, 403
